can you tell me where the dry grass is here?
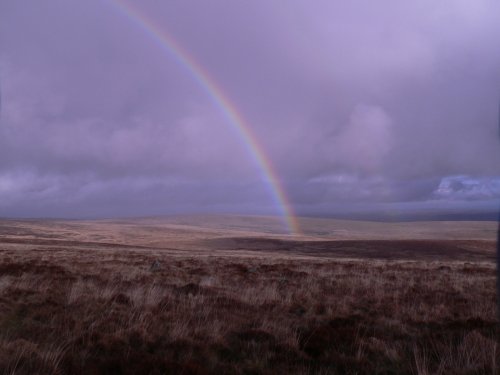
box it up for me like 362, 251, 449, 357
0, 218, 498, 374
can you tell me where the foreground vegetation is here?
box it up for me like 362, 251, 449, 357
0, 243, 497, 374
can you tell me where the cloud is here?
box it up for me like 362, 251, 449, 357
327, 104, 393, 173
434, 176, 500, 201
1, 0, 500, 218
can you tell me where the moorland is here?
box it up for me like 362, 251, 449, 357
0, 216, 497, 374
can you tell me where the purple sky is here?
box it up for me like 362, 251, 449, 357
1, 0, 500, 219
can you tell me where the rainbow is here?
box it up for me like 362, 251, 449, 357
106, 0, 300, 234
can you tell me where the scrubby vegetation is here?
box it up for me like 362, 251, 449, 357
0, 244, 497, 374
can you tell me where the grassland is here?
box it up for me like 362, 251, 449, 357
0, 216, 498, 374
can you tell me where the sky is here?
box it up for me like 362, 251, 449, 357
1, 0, 500, 222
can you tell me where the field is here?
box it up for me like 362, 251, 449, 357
0, 216, 498, 374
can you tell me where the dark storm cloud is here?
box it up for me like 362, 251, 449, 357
1, 0, 500, 217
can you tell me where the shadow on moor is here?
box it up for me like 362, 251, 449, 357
0, 217, 498, 374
